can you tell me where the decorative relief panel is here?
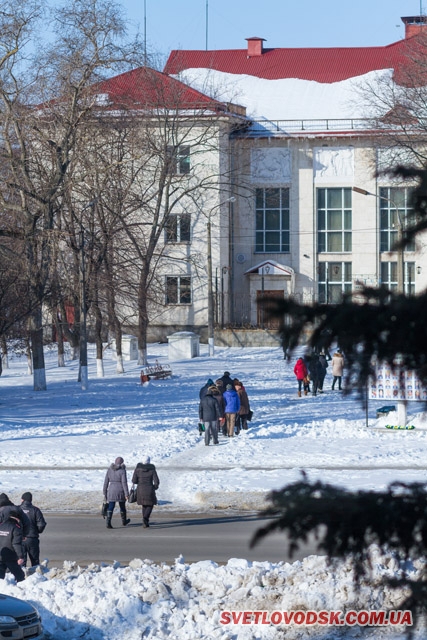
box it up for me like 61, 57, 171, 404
314, 147, 354, 183
250, 148, 292, 183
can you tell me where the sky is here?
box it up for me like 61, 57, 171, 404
113, 0, 425, 60
0, 342, 426, 637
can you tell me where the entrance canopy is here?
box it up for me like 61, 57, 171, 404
245, 260, 295, 293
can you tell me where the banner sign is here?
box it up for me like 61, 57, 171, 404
369, 364, 427, 401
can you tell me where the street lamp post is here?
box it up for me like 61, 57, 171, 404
207, 196, 235, 356
352, 186, 407, 425
78, 199, 97, 390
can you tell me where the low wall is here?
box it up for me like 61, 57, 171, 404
214, 328, 282, 348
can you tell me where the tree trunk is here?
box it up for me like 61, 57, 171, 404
0, 336, 7, 372
25, 338, 33, 376
137, 270, 149, 366
115, 331, 124, 373
93, 288, 104, 378
28, 308, 46, 390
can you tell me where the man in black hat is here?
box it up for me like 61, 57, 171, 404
219, 371, 233, 392
0, 510, 25, 582
20, 492, 47, 567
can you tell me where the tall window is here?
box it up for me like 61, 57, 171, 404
317, 188, 352, 253
318, 262, 352, 304
165, 276, 192, 304
165, 214, 191, 243
255, 188, 290, 253
381, 261, 415, 295
166, 145, 190, 175
380, 187, 415, 252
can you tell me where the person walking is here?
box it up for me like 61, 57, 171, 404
219, 371, 234, 391
199, 378, 215, 400
20, 492, 47, 568
0, 510, 25, 583
234, 380, 251, 433
318, 352, 329, 393
293, 357, 308, 397
103, 456, 130, 529
0, 493, 30, 537
223, 383, 240, 437
309, 354, 323, 396
199, 385, 221, 445
131, 456, 160, 528
331, 349, 345, 390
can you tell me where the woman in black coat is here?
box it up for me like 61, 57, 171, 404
131, 456, 160, 528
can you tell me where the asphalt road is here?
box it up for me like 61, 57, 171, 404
39, 512, 321, 567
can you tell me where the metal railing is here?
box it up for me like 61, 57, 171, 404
234, 118, 376, 136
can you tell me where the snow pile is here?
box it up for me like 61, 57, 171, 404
0, 551, 421, 639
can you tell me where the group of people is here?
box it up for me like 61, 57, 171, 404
103, 456, 160, 530
198, 371, 251, 445
0, 491, 47, 583
294, 349, 345, 397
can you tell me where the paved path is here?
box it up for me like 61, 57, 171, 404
39, 512, 319, 567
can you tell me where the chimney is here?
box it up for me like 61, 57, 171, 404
401, 16, 427, 39
246, 37, 265, 57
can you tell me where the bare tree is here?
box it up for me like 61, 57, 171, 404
0, 0, 145, 389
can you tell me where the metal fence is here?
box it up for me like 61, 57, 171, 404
234, 118, 376, 136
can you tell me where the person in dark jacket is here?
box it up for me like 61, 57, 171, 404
131, 456, 160, 528
309, 355, 323, 396
223, 383, 240, 437
209, 384, 226, 435
199, 378, 214, 400
0, 510, 25, 582
20, 492, 47, 567
318, 352, 329, 393
234, 380, 251, 433
219, 371, 234, 392
0, 493, 30, 537
103, 457, 130, 529
199, 387, 221, 445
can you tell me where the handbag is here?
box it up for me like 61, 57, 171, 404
198, 422, 205, 433
128, 485, 137, 503
101, 501, 108, 518
247, 409, 253, 422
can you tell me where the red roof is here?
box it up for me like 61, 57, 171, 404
164, 39, 415, 84
93, 66, 227, 111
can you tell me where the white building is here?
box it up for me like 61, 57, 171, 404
162, 15, 427, 336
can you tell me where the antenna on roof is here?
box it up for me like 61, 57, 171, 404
421, 1, 424, 16
205, 0, 209, 50
144, 0, 147, 65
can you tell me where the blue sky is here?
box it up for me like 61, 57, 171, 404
115, 0, 424, 58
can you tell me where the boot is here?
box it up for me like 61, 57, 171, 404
121, 510, 130, 526
304, 390, 308, 396
298, 391, 301, 397
106, 511, 113, 529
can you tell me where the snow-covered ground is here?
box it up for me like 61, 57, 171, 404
0, 342, 426, 639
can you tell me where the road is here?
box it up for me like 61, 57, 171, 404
40, 512, 321, 567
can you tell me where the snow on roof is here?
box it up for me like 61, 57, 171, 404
169, 67, 392, 121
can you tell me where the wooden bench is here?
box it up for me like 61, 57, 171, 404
140, 360, 172, 382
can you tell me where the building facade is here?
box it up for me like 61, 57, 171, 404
162, 15, 427, 335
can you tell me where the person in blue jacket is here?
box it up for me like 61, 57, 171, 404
223, 384, 240, 437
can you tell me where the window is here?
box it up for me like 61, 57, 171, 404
318, 262, 352, 304
380, 187, 415, 252
166, 145, 190, 175
317, 188, 352, 253
165, 214, 191, 243
381, 261, 415, 295
165, 276, 191, 304
255, 188, 290, 253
